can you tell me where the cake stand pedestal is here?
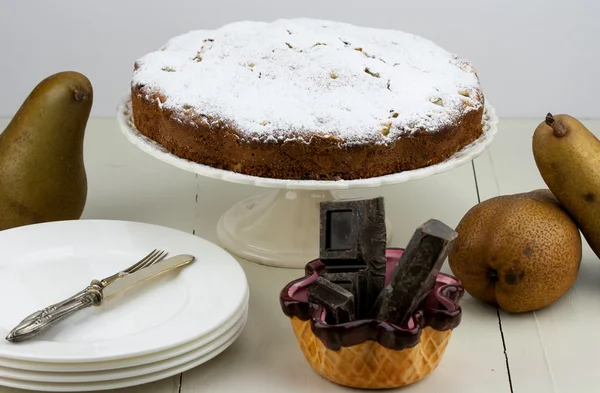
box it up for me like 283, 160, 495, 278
216, 189, 361, 268
118, 96, 498, 269
216, 189, 397, 268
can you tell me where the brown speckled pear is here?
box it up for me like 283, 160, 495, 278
533, 113, 600, 260
448, 190, 582, 313
0, 71, 93, 231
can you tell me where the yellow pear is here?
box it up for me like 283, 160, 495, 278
533, 113, 600, 260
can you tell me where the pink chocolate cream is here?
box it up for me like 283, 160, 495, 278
279, 248, 465, 351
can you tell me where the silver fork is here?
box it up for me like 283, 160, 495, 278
19, 249, 168, 323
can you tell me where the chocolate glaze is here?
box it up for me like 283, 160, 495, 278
279, 248, 465, 351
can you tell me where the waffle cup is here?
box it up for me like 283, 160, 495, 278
280, 248, 464, 390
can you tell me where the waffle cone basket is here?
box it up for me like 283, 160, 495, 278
280, 248, 464, 390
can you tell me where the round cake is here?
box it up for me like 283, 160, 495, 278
130, 18, 485, 180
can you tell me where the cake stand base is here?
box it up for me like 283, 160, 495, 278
216, 189, 393, 268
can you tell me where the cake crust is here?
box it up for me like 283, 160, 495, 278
131, 87, 483, 180
130, 19, 485, 180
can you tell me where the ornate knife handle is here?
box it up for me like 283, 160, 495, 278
18, 280, 105, 324
5, 283, 104, 343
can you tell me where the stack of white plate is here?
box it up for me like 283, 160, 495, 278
0, 220, 249, 391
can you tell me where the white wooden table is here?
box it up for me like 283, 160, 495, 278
1, 116, 599, 393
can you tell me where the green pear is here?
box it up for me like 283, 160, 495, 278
0, 71, 93, 231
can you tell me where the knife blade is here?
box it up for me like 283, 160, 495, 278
5, 254, 195, 343
102, 254, 194, 298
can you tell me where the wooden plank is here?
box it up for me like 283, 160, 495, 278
0, 117, 200, 234
0, 118, 189, 393
0, 119, 510, 392
79, 119, 198, 234
182, 263, 513, 393
183, 163, 511, 393
472, 151, 500, 202
0, 377, 180, 393
473, 118, 600, 393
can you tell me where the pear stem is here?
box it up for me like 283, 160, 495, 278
545, 113, 568, 137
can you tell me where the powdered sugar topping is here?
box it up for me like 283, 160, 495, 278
131, 18, 483, 145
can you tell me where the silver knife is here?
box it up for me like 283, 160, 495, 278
5, 254, 195, 343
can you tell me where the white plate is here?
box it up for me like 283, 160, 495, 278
0, 306, 248, 383
0, 287, 249, 372
0, 313, 246, 392
0, 220, 248, 363
118, 94, 498, 190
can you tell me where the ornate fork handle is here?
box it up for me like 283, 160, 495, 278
5, 284, 103, 343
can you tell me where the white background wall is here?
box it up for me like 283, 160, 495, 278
0, 0, 598, 119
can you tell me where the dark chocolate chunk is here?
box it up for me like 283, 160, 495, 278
369, 285, 392, 320
319, 197, 387, 313
321, 261, 367, 273
372, 219, 457, 325
319, 197, 386, 261
326, 209, 355, 251
322, 270, 370, 320
308, 276, 356, 324
322, 272, 359, 293
353, 270, 370, 319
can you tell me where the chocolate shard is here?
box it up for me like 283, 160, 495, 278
308, 276, 356, 324
371, 219, 457, 325
319, 197, 387, 315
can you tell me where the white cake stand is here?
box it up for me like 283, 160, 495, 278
117, 95, 498, 268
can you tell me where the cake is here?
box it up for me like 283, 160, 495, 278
130, 18, 485, 180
